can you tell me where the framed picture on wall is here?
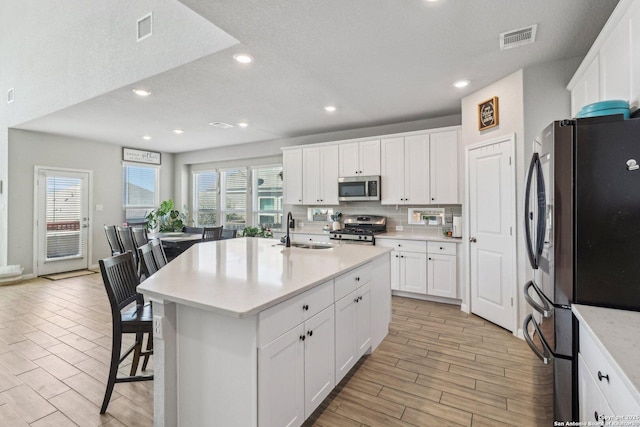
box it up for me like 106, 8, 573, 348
478, 96, 499, 131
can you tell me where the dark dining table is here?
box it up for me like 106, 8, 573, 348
148, 232, 203, 258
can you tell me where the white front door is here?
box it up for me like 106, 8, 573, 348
467, 136, 516, 332
36, 167, 91, 275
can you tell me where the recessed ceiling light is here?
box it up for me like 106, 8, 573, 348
233, 53, 253, 64
209, 122, 234, 129
142, 135, 151, 140
173, 129, 184, 134
132, 89, 151, 96
453, 80, 470, 88
425, 0, 440, 2
324, 105, 337, 112
238, 122, 249, 128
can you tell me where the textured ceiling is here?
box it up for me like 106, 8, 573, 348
16, 0, 619, 153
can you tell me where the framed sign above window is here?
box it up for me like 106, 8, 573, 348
123, 147, 161, 165
478, 96, 499, 131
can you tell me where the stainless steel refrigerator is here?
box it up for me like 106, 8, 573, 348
522, 115, 640, 421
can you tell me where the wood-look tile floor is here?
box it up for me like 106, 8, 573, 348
0, 274, 552, 426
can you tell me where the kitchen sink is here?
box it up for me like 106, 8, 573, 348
275, 242, 334, 249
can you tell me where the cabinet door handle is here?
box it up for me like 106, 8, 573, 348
597, 371, 609, 382
428, 257, 432, 261
440, 247, 443, 250
300, 335, 305, 341
355, 276, 360, 282
395, 255, 399, 258
307, 330, 313, 337
354, 298, 359, 303
302, 304, 309, 311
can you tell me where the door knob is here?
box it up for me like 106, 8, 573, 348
469, 237, 477, 243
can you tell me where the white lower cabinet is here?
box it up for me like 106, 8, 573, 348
427, 242, 457, 298
303, 307, 335, 418
578, 353, 614, 424
378, 239, 427, 294
258, 257, 390, 427
335, 282, 371, 384
259, 306, 335, 426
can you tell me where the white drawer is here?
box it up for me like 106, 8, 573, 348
258, 280, 334, 347
376, 239, 426, 253
578, 353, 615, 424
427, 241, 456, 256
334, 263, 371, 301
579, 324, 638, 416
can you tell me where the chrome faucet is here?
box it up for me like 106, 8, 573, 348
285, 211, 293, 247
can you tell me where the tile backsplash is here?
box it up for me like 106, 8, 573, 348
283, 202, 462, 235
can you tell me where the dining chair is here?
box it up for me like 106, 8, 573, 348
150, 238, 168, 268
104, 225, 124, 256
182, 226, 204, 234
131, 227, 148, 248
116, 226, 139, 272
203, 226, 224, 241
98, 252, 153, 414
222, 229, 237, 239
127, 220, 148, 229
138, 242, 159, 278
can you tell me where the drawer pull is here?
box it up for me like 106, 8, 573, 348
597, 371, 610, 383
440, 246, 443, 250
595, 411, 601, 422
302, 304, 309, 311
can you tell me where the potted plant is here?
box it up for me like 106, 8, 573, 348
145, 199, 188, 232
242, 225, 274, 238
331, 211, 342, 231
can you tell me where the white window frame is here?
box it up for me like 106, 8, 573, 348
192, 170, 218, 226
252, 164, 283, 230
122, 162, 159, 223
220, 167, 249, 230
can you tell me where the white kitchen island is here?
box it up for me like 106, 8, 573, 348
137, 237, 391, 427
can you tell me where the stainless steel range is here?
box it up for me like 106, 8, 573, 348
329, 215, 386, 244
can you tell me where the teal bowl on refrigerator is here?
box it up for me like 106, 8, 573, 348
577, 100, 630, 119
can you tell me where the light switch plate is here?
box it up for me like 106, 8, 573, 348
395, 225, 403, 231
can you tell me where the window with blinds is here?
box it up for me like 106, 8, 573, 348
221, 168, 247, 230
253, 165, 283, 229
122, 164, 158, 223
45, 176, 82, 259
193, 171, 218, 226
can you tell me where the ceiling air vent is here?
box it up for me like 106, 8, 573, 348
137, 13, 153, 42
209, 122, 235, 129
500, 24, 537, 50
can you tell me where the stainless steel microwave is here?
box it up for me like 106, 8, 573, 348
338, 176, 380, 201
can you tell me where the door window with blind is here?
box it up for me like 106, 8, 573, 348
193, 171, 218, 226
122, 164, 158, 223
221, 168, 247, 230
36, 168, 90, 275
253, 165, 283, 229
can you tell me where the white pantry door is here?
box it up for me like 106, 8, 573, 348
36, 168, 91, 275
468, 136, 516, 332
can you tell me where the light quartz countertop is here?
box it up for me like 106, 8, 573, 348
572, 304, 640, 406
138, 237, 390, 318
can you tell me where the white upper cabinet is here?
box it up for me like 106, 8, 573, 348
570, 0, 640, 114
338, 140, 380, 177
429, 130, 459, 204
600, 22, 631, 103
283, 148, 303, 205
381, 134, 430, 205
303, 145, 339, 205
404, 134, 430, 205
380, 137, 405, 205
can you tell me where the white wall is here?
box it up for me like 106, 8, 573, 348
0, 0, 237, 265
461, 58, 579, 332
8, 130, 174, 275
